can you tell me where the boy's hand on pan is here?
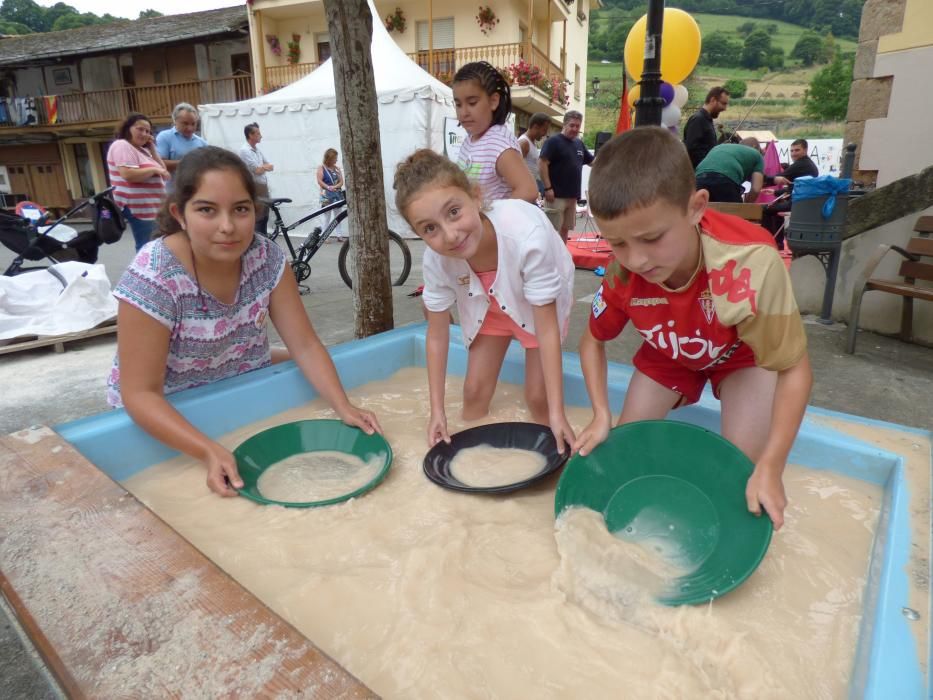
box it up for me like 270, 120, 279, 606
204, 443, 243, 497
338, 404, 383, 435
549, 410, 576, 455
745, 463, 787, 531
573, 415, 611, 457
427, 412, 450, 447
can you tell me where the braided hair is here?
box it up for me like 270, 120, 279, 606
452, 61, 512, 126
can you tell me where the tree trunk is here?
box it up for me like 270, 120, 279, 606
323, 0, 394, 338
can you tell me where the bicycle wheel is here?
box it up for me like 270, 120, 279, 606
338, 230, 412, 289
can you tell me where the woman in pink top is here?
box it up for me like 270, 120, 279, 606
106, 113, 169, 250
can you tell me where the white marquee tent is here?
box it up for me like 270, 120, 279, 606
199, 5, 455, 235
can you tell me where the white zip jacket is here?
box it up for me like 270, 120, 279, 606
422, 199, 575, 348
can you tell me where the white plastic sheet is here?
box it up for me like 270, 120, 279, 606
0, 262, 117, 341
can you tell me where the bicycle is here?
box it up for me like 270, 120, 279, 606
261, 195, 411, 292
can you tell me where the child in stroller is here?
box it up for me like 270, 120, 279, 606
0, 187, 126, 276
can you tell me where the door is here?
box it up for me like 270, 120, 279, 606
29, 163, 71, 209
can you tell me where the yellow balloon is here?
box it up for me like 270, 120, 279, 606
627, 84, 641, 107
624, 8, 702, 85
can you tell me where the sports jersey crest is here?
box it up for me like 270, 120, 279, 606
698, 289, 715, 324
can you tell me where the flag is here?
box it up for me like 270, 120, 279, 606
43, 96, 58, 124
616, 71, 631, 134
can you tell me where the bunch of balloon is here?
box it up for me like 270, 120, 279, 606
627, 82, 689, 130
623, 8, 701, 126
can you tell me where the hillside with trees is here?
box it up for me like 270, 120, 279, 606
584, 5, 863, 147
596, 0, 864, 39
0, 0, 161, 34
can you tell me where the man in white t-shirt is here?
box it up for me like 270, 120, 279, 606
238, 122, 274, 235
518, 112, 551, 197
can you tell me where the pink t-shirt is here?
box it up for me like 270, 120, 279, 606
106, 139, 166, 220
456, 123, 522, 201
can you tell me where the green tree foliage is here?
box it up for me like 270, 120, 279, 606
702, 31, 742, 67
736, 21, 756, 36
0, 18, 31, 33
0, 0, 47, 31
139, 9, 162, 19
589, 21, 633, 62
741, 29, 772, 69
792, 32, 825, 66
803, 53, 854, 121
51, 12, 104, 31
0, 0, 119, 33
723, 78, 746, 99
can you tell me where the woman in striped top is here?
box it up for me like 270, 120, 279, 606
106, 113, 169, 250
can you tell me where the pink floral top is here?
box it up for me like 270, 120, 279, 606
106, 234, 286, 407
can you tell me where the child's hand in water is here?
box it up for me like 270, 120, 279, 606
573, 414, 612, 457
745, 462, 787, 531
338, 404, 383, 435
427, 411, 450, 447
549, 410, 576, 455
204, 443, 243, 497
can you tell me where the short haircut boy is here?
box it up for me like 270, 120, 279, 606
588, 127, 696, 220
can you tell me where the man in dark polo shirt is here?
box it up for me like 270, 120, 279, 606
762, 138, 820, 243
538, 110, 595, 242
683, 86, 729, 169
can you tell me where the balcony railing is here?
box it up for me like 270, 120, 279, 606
0, 75, 254, 129
407, 42, 566, 87
263, 62, 320, 92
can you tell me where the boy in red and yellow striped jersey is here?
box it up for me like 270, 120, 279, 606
576, 127, 812, 531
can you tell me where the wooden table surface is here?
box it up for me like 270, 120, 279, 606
0, 426, 376, 699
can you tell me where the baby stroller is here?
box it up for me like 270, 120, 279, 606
0, 187, 126, 277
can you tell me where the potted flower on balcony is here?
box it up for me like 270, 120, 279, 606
385, 7, 406, 34
265, 34, 282, 57
287, 34, 301, 65
507, 59, 544, 88
476, 6, 499, 36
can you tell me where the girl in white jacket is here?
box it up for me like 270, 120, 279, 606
394, 149, 576, 453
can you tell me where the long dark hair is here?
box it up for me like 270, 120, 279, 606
453, 61, 511, 126
156, 146, 257, 236
115, 112, 152, 141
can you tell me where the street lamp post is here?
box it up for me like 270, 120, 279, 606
589, 77, 601, 99
634, 0, 665, 127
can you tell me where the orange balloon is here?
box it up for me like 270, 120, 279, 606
627, 84, 641, 108
624, 8, 702, 85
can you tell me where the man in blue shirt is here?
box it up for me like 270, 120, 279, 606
156, 102, 208, 174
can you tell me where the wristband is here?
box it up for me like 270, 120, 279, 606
544, 187, 554, 192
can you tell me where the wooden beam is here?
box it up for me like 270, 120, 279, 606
255, 9, 267, 94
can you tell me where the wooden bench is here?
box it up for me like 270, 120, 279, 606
706, 201, 763, 222
846, 215, 933, 353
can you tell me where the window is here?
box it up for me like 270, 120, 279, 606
574, 64, 581, 100
415, 18, 455, 77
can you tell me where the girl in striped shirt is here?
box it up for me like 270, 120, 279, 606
453, 62, 537, 203
106, 113, 169, 250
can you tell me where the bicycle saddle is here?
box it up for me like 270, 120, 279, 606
260, 197, 293, 206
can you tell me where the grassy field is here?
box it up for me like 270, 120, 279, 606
590, 11, 857, 57
580, 12, 854, 146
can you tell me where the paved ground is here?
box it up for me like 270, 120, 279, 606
1, 226, 932, 695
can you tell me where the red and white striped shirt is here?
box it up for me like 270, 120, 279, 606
106, 139, 166, 220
